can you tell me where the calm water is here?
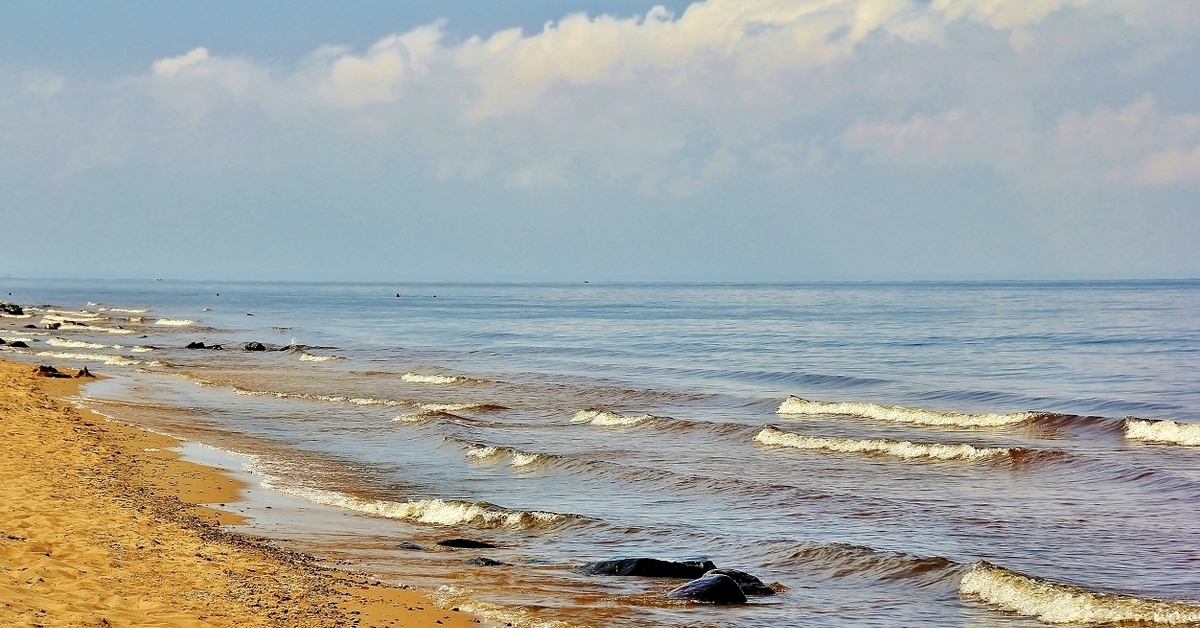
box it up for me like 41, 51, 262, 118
3, 280, 1200, 627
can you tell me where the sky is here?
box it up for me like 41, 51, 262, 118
1, 0, 1198, 281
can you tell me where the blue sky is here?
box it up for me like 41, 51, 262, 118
2, 1, 1198, 281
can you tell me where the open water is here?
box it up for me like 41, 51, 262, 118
2, 279, 1199, 627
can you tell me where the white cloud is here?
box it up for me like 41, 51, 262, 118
21, 71, 65, 97
1055, 95, 1200, 186
842, 110, 977, 161
932, 0, 1090, 29
151, 47, 210, 78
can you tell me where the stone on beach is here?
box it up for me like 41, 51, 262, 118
579, 557, 717, 579
665, 574, 747, 604
33, 365, 71, 379
0, 301, 23, 315
9, 340, 29, 348
395, 541, 426, 551
244, 341, 267, 351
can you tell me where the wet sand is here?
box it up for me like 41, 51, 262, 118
0, 359, 484, 627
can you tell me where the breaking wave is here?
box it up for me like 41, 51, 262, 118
754, 426, 1015, 461
101, 307, 149, 314
155, 318, 195, 326
232, 387, 408, 407
298, 353, 343, 362
464, 443, 554, 468
257, 478, 571, 530
29, 350, 141, 366
402, 372, 465, 385
1125, 418, 1200, 447
572, 409, 655, 427
777, 396, 1041, 428
960, 561, 1200, 625
46, 338, 122, 350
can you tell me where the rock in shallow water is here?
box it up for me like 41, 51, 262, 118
436, 538, 496, 549
580, 557, 716, 579
703, 568, 776, 596
665, 574, 747, 604
464, 557, 505, 566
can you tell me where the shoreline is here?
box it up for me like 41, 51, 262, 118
0, 358, 485, 627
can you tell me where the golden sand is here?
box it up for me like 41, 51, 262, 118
0, 359, 483, 627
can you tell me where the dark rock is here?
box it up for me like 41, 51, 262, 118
464, 557, 505, 566
10, 340, 29, 348
186, 341, 207, 349
45, 322, 61, 330
436, 539, 496, 549
33, 365, 70, 379
243, 341, 267, 352
0, 338, 5, 345
394, 542, 426, 551
24, 324, 36, 329
580, 557, 716, 579
74, 366, 95, 379
0, 302, 24, 316
665, 574, 747, 604
703, 569, 775, 596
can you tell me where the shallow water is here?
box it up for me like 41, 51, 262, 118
3, 279, 1199, 627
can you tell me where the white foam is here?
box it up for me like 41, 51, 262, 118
430, 585, 572, 628
960, 561, 1200, 624
509, 452, 547, 468
777, 396, 1037, 428
402, 372, 462, 385
155, 318, 195, 326
755, 426, 1012, 461
466, 445, 502, 459
420, 402, 491, 412
46, 338, 122, 350
102, 307, 149, 314
233, 387, 406, 407
298, 353, 343, 362
130, 346, 155, 353
257, 475, 567, 529
572, 409, 653, 427
1125, 419, 1200, 447
32, 351, 141, 366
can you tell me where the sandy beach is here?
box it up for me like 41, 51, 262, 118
0, 358, 483, 627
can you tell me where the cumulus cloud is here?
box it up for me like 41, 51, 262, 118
1056, 95, 1200, 186
152, 47, 210, 78
21, 71, 65, 97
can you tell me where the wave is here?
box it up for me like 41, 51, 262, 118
46, 338, 122, 350
960, 561, 1200, 624
100, 307, 149, 314
768, 542, 959, 587
130, 346, 156, 353
298, 353, 344, 362
1125, 418, 1200, 447
754, 426, 1016, 461
463, 443, 554, 468
572, 409, 655, 427
28, 350, 141, 366
421, 402, 506, 412
392, 409, 474, 423
777, 396, 1041, 428
232, 387, 409, 407
402, 372, 465, 385
257, 478, 571, 530
155, 318, 195, 326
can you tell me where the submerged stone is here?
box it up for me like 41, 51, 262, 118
437, 539, 496, 549
580, 557, 716, 579
464, 557, 505, 566
665, 574, 747, 604
703, 569, 775, 596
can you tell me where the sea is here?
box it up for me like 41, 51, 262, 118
2, 279, 1199, 627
